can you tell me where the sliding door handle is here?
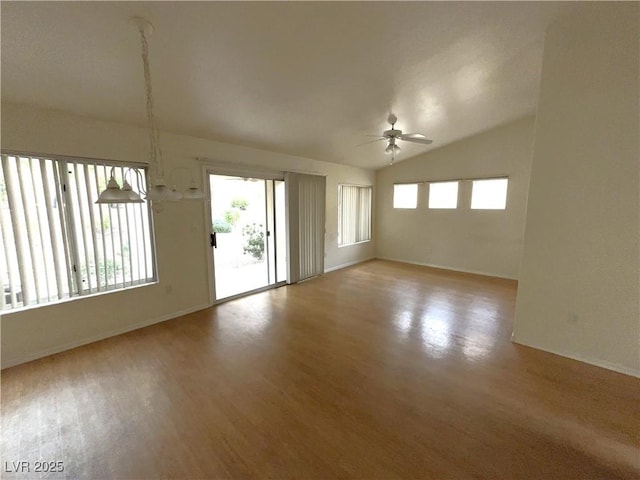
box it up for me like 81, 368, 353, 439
210, 232, 217, 248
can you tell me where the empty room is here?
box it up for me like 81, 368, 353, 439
1, 2, 638, 479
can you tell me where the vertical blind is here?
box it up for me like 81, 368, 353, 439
298, 174, 326, 280
0, 154, 155, 311
284, 172, 326, 283
338, 185, 372, 246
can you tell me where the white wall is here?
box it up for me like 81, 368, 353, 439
513, 3, 639, 376
375, 116, 535, 279
1, 103, 375, 367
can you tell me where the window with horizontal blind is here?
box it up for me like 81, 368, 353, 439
0, 153, 156, 311
338, 185, 372, 247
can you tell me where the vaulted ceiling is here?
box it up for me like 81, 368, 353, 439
1, 2, 573, 169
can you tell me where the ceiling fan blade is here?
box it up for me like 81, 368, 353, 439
400, 133, 433, 145
357, 137, 387, 147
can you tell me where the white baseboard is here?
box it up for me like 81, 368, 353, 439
324, 257, 375, 273
512, 336, 640, 378
2, 303, 211, 369
375, 256, 518, 280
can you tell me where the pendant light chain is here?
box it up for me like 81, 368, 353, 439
139, 27, 164, 181
96, 17, 203, 204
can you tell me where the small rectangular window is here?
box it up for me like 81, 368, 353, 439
471, 178, 508, 209
393, 184, 418, 209
1, 153, 156, 311
338, 185, 372, 246
428, 181, 458, 209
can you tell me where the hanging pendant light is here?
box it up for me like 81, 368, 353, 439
121, 179, 145, 203
96, 168, 144, 204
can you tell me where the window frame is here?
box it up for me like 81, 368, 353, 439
1, 150, 158, 312
428, 180, 459, 209
337, 184, 372, 247
470, 177, 509, 210
393, 183, 419, 209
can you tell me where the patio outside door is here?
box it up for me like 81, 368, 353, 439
209, 174, 286, 301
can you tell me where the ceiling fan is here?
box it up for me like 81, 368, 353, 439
364, 114, 433, 164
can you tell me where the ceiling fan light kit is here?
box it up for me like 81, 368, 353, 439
96, 16, 204, 205
364, 113, 434, 165
384, 142, 401, 155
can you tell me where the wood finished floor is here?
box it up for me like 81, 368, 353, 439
1, 260, 639, 479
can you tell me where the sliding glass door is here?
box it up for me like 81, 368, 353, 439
209, 174, 285, 301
